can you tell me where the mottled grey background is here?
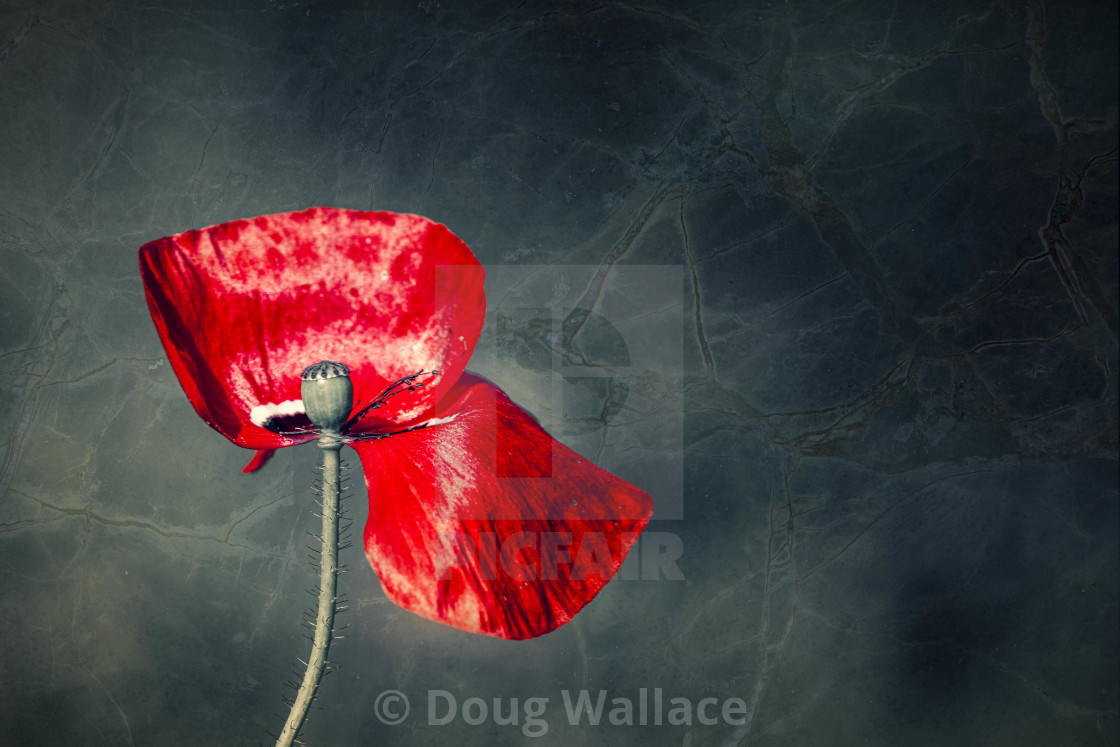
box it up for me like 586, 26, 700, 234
1, 1, 1116, 745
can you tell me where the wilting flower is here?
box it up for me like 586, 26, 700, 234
139, 207, 651, 640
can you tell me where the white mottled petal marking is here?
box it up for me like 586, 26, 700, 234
250, 400, 306, 427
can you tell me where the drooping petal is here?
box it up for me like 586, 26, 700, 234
351, 373, 652, 640
242, 449, 276, 474
139, 208, 486, 449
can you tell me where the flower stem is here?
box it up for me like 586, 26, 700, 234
275, 436, 342, 746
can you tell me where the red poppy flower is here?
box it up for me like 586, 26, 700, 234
139, 207, 652, 640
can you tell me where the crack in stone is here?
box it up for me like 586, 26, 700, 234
0, 284, 76, 501
189, 122, 221, 221
872, 154, 975, 248
70, 568, 137, 746
763, 271, 851, 321
416, 116, 446, 213
794, 468, 991, 583
776, 355, 912, 450
757, 85, 926, 345
694, 218, 789, 267
80, 76, 134, 191
1024, 0, 1119, 338
561, 180, 679, 344
590, 374, 628, 465
963, 250, 1052, 311
4, 489, 290, 558
0, 3, 45, 68
680, 189, 715, 377
724, 456, 801, 746
963, 323, 1081, 355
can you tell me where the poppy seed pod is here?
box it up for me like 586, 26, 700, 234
300, 360, 354, 433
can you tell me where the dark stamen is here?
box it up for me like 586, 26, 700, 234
343, 369, 439, 428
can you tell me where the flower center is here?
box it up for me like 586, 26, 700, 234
251, 363, 445, 442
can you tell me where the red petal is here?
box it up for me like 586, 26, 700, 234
139, 208, 486, 449
241, 449, 276, 473
351, 373, 652, 640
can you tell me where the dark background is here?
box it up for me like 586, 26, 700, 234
0, 1, 1116, 745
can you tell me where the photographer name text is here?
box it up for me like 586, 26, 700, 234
374, 688, 748, 736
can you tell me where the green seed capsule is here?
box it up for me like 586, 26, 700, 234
300, 360, 353, 433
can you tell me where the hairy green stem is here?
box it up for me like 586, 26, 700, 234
276, 435, 341, 746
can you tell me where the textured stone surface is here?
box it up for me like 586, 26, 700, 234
0, 1, 1116, 745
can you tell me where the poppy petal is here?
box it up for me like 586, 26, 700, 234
351, 373, 652, 640
242, 449, 276, 474
139, 208, 486, 449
